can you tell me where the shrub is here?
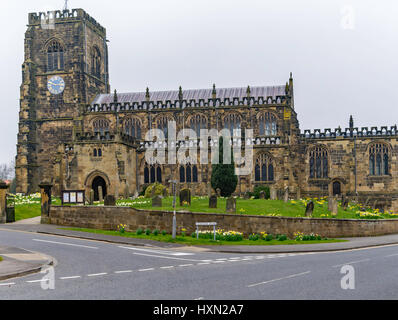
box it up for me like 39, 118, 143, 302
144, 182, 168, 198
152, 229, 159, 236
249, 233, 260, 241
276, 234, 287, 241
117, 224, 127, 234
265, 234, 273, 241
161, 230, 167, 236
253, 186, 270, 199
136, 228, 143, 235
210, 137, 238, 197
145, 228, 151, 235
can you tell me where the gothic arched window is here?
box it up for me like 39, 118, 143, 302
179, 165, 199, 183
47, 40, 64, 72
157, 116, 170, 139
124, 117, 142, 139
189, 114, 207, 137
144, 167, 149, 183
309, 146, 328, 179
254, 154, 274, 182
369, 143, 389, 176
93, 118, 110, 135
224, 113, 241, 137
259, 112, 277, 136
144, 165, 162, 184
91, 46, 101, 78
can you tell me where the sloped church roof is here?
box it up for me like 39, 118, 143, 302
92, 85, 287, 105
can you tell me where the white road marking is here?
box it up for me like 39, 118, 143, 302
114, 270, 133, 274
247, 271, 311, 288
195, 297, 204, 300
118, 246, 194, 256
87, 273, 107, 277
160, 266, 175, 269
216, 258, 228, 261
197, 262, 210, 265
26, 279, 47, 283
138, 268, 155, 272
33, 239, 98, 249
132, 252, 202, 262
212, 260, 226, 263
178, 264, 193, 267
60, 276, 81, 280
385, 253, 398, 257
0, 282, 15, 286
332, 259, 370, 268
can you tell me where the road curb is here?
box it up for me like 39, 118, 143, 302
0, 249, 56, 282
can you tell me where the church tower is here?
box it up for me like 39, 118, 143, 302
16, 8, 110, 194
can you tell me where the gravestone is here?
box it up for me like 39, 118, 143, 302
152, 195, 162, 207
162, 187, 168, 197
259, 191, 265, 199
305, 200, 314, 217
89, 189, 94, 205
226, 197, 236, 213
270, 187, 277, 200
283, 187, 289, 203
329, 196, 338, 215
98, 186, 103, 202
243, 192, 251, 200
364, 197, 371, 207
179, 189, 191, 206
104, 195, 116, 206
216, 188, 221, 197
209, 195, 217, 208
296, 188, 301, 200
341, 195, 349, 210
124, 185, 129, 199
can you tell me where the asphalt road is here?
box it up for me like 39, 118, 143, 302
0, 228, 398, 300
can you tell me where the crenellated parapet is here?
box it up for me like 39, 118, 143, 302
85, 95, 288, 113
137, 135, 283, 152
301, 125, 398, 140
28, 8, 106, 35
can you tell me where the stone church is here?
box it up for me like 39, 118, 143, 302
16, 8, 398, 211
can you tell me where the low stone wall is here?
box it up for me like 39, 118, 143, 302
45, 205, 398, 238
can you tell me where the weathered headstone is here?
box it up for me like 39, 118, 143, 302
329, 196, 338, 215
179, 188, 191, 206
259, 191, 265, 199
296, 188, 301, 200
98, 186, 103, 202
226, 197, 236, 213
283, 187, 289, 203
162, 187, 168, 197
104, 194, 116, 206
152, 195, 162, 207
216, 188, 221, 197
270, 187, 277, 200
243, 192, 251, 200
89, 189, 94, 205
341, 195, 349, 210
124, 185, 129, 199
305, 200, 314, 217
209, 195, 217, 208
364, 197, 371, 207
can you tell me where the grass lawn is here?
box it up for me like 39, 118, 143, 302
0, 256, 2, 262
117, 196, 398, 220
60, 227, 347, 246
11, 194, 398, 222
12, 194, 61, 221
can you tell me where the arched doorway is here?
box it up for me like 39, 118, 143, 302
332, 181, 341, 196
92, 176, 107, 201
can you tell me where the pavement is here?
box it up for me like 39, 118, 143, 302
2, 217, 398, 254
0, 245, 54, 281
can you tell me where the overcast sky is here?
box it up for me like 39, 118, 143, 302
1, 0, 398, 164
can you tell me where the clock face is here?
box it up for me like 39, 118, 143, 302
47, 76, 65, 95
